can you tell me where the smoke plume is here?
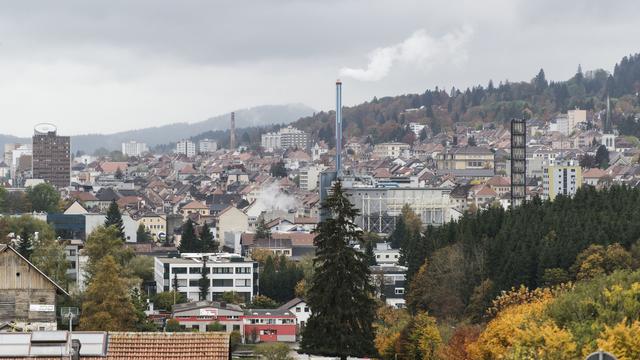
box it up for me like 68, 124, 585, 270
339, 26, 473, 81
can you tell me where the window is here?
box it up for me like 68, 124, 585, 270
235, 279, 251, 287
233, 325, 240, 331
304, 307, 309, 312
235, 267, 251, 274
68, 249, 76, 256
190, 267, 202, 274
212, 279, 234, 287
395, 288, 405, 295
213, 267, 232, 274
189, 279, 200, 287
296, 307, 301, 312
172, 267, 187, 274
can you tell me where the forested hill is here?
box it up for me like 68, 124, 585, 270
293, 53, 640, 146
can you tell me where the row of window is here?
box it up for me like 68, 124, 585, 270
247, 318, 295, 325
172, 266, 252, 274
178, 279, 251, 287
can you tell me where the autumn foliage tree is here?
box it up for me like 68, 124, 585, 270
79, 255, 137, 331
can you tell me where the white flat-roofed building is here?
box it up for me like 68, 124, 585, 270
198, 139, 218, 154
121, 141, 148, 157
176, 139, 196, 157
154, 253, 258, 303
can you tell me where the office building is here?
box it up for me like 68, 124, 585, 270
32, 123, 70, 188
121, 141, 148, 157
154, 253, 258, 302
176, 139, 196, 157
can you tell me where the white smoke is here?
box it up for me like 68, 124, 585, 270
254, 182, 298, 212
339, 26, 473, 81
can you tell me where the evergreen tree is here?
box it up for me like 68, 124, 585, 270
255, 217, 271, 240
365, 238, 376, 266
595, 145, 610, 169
178, 219, 198, 253
79, 255, 137, 331
200, 222, 217, 252
301, 181, 376, 358
389, 217, 407, 250
17, 228, 33, 260
104, 200, 125, 240
259, 256, 276, 299
199, 259, 210, 301
136, 224, 151, 243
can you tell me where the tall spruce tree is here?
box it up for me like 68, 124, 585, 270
300, 181, 376, 359
104, 200, 125, 240
200, 222, 217, 252
17, 228, 33, 260
178, 219, 198, 253
199, 259, 210, 301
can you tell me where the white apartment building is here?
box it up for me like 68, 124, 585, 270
280, 126, 309, 149
198, 139, 218, 154
176, 139, 196, 157
550, 115, 570, 135
261, 132, 281, 151
121, 141, 148, 157
409, 122, 426, 136
154, 253, 258, 303
261, 126, 309, 151
299, 164, 325, 191
373, 142, 411, 158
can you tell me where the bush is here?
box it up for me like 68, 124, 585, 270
165, 318, 182, 332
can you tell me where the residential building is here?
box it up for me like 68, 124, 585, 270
180, 200, 209, 220
436, 147, 495, 171
261, 126, 309, 151
176, 140, 196, 157
138, 213, 167, 241
199, 139, 218, 154
277, 298, 311, 330
279, 126, 309, 150
409, 122, 426, 136
172, 300, 243, 333
32, 124, 70, 188
0, 245, 69, 331
261, 132, 281, 152
299, 164, 324, 191
550, 114, 569, 135
243, 309, 297, 342
216, 206, 248, 241
154, 253, 258, 302
373, 142, 411, 158
567, 109, 587, 132
121, 141, 148, 157
371, 264, 407, 309
542, 161, 583, 200
373, 242, 401, 265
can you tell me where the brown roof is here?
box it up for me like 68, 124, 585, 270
181, 200, 208, 210
2, 332, 229, 360
242, 232, 315, 246
583, 168, 607, 178
100, 162, 128, 173
486, 176, 510, 187
70, 191, 99, 202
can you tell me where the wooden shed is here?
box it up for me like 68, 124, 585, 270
0, 245, 69, 331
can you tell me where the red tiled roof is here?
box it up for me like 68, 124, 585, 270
3, 332, 229, 360
100, 162, 128, 173
182, 200, 208, 210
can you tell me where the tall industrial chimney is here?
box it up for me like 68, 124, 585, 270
335, 80, 342, 176
229, 112, 236, 150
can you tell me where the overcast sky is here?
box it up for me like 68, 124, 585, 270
0, 0, 638, 136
